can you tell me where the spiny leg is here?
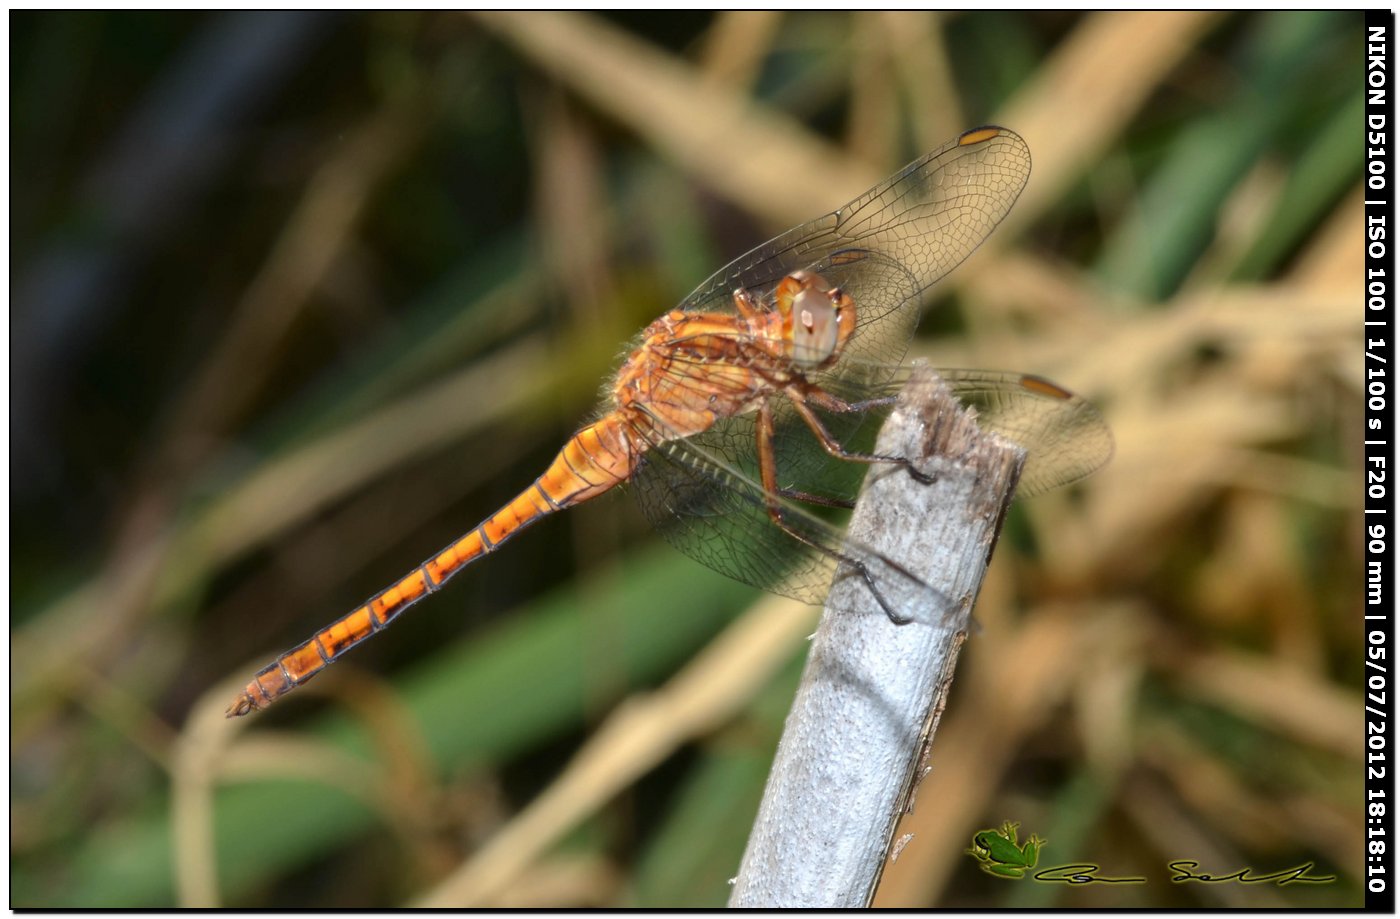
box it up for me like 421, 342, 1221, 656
805, 389, 900, 414
787, 387, 933, 485
756, 397, 851, 509
772, 388, 910, 509
776, 489, 855, 510
756, 398, 914, 625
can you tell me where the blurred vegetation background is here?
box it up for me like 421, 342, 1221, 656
11, 11, 1365, 907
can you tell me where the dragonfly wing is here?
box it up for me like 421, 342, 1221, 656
821, 364, 1114, 497
938, 369, 1113, 496
629, 408, 949, 622
676, 126, 1030, 348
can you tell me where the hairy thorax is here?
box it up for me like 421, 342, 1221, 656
610, 309, 793, 444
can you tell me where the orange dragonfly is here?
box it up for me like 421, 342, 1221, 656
226, 125, 1112, 717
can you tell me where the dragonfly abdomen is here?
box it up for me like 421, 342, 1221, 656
225, 415, 640, 717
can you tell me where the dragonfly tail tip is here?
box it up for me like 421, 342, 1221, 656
224, 693, 257, 718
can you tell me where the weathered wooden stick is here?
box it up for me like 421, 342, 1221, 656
728, 364, 1026, 908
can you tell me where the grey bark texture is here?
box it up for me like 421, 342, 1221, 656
728, 364, 1026, 908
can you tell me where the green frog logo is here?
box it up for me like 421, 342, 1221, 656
967, 821, 1046, 879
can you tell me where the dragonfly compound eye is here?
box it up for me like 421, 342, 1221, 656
790, 287, 840, 368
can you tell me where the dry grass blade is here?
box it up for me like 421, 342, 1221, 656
1142, 723, 1360, 879
697, 11, 784, 91
1168, 649, 1361, 760
471, 11, 877, 227
159, 101, 427, 470
173, 671, 439, 906
485, 855, 623, 908
1290, 187, 1365, 294
191, 335, 553, 562
997, 11, 1222, 234
173, 732, 384, 907
881, 12, 963, 153
1122, 772, 1291, 909
847, 14, 903, 168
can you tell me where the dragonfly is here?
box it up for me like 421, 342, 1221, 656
226, 125, 1112, 718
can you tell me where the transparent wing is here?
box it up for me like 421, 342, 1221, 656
939, 369, 1114, 496
821, 363, 1115, 497
627, 367, 1107, 620
628, 407, 949, 622
675, 126, 1031, 371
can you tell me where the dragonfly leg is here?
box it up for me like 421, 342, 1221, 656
756, 399, 914, 625
786, 389, 934, 485
806, 389, 900, 414
776, 488, 855, 510
731, 287, 763, 319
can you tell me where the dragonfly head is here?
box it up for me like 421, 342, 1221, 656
776, 271, 856, 370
